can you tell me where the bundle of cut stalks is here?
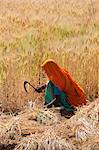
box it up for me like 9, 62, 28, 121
81, 137, 99, 150
69, 98, 99, 142
38, 129, 75, 150
0, 114, 22, 145
0, 98, 99, 150
15, 130, 75, 150
0, 108, 59, 144
15, 135, 38, 150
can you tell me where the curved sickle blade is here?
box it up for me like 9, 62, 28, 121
24, 81, 29, 93
24, 81, 36, 93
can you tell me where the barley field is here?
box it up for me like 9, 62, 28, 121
0, 0, 99, 149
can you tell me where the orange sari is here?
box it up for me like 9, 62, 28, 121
41, 59, 86, 107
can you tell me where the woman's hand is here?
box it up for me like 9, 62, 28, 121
36, 84, 46, 93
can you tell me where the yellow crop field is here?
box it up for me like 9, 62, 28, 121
0, 0, 99, 149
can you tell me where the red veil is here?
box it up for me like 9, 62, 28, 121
41, 59, 86, 107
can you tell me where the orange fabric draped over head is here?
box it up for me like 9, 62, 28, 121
41, 59, 86, 107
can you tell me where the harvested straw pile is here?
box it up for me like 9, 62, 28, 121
15, 131, 74, 150
0, 98, 99, 150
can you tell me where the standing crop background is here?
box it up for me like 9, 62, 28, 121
0, 0, 98, 111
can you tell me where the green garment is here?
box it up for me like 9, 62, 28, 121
45, 81, 74, 112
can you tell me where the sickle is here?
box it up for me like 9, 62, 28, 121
24, 81, 37, 93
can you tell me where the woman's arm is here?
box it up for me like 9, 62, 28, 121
36, 84, 46, 93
